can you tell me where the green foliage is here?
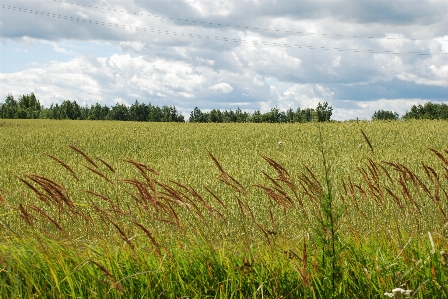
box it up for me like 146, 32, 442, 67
1, 94, 333, 123
189, 102, 333, 123
0, 93, 42, 119
372, 109, 399, 120
313, 126, 344, 298
315, 102, 333, 122
403, 102, 448, 120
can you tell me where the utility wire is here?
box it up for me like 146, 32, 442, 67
2, 4, 447, 56
52, 0, 448, 42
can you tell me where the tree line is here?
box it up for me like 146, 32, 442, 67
1, 93, 446, 122
372, 102, 448, 121
0, 93, 184, 122
189, 102, 332, 123
0, 93, 333, 123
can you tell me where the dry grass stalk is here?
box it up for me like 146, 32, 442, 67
68, 144, 98, 168
123, 159, 158, 175
105, 217, 135, 250
261, 170, 283, 189
160, 182, 205, 220
254, 184, 295, 209
0, 191, 9, 206
236, 196, 247, 221
206, 149, 225, 173
206, 149, 247, 195
132, 221, 161, 257
299, 166, 323, 205
173, 182, 225, 220
96, 156, 116, 173
261, 155, 291, 179
90, 260, 124, 292
83, 190, 117, 208
385, 187, 404, 208
26, 174, 67, 192
295, 239, 310, 286
28, 205, 65, 232
44, 153, 79, 181
360, 128, 374, 153
269, 207, 276, 232
367, 158, 380, 181
354, 184, 367, 201
259, 160, 303, 208
83, 165, 114, 184
262, 155, 301, 202
203, 186, 227, 210
25, 174, 74, 209
123, 160, 159, 193
15, 175, 52, 206
422, 163, 438, 182
157, 181, 194, 210
181, 186, 218, 220
218, 172, 247, 195
161, 201, 181, 230
341, 177, 368, 219
18, 204, 35, 226
429, 148, 448, 167
302, 165, 323, 193
124, 179, 182, 228
378, 163, 394, 185
246, 206, 271, 244
121, 179, 158, 211
358, 166, 383, 206
397, 176, 422, 215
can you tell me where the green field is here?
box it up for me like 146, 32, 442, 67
0, 119, 447, 298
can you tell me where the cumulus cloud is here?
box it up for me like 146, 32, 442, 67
209, 82, 233, 93
0, 0, 447, 119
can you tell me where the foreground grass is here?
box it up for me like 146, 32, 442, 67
0, 119, 447, 298
1, 234, 447, 298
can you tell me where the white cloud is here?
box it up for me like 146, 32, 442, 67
1, 0, 447, 119
196, 56, 215, 66
119, 41, 145, 52
209, 82, 233, 93
76, 11, 89, 19
52, 43, 74, 55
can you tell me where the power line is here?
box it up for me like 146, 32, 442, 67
53, 0, 444, 42
2, 4, 447, 56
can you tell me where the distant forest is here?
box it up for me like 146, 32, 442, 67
0, 93, 332, 123
0, 93, 447, 122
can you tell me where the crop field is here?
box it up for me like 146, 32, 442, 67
0, 119, 447, 298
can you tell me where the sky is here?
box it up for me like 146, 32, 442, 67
0, 0, 447, 120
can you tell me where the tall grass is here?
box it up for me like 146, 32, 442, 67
0, 119, 447, 297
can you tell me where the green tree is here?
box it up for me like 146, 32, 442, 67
0, 94, 18, 118
208, 109, 223, 123
315, 102, 333, 122
285, 108, 295, 123
59, 100, 81, 120
148, 106, 162, 122
189, 107, 206, 123
403, 102, 448, 120
130, 100, 150, 121
16, 93, 42, 119
250, 110, 263, 123
371, 109, 399, 120
110, 104, 130, 121
222, 110, 236, 123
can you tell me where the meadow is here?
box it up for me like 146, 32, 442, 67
0, 119, 447, 298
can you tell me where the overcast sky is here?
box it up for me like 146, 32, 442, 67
1, 0, 447, 120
